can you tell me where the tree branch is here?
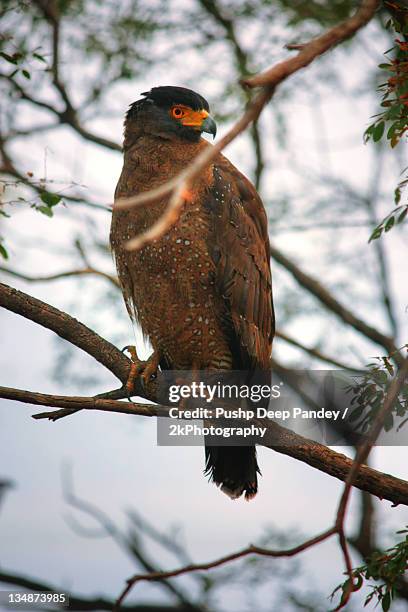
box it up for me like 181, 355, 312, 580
1, 282, 408, 509
0, 282, 130, 386
61, 466, 203, 609
114, 527, 337, 611
0, 570, 197, 612
1, 9, 121, 153
275, 330, 364, 371
0, 265, 120, 289
3, 384, 408, 507
0, 136, 111, 212
269, 244, 402, 362
0, 386, 167, 419
241, 0, 380, 88
196, 0, 265, 188
114, 358, 408, 611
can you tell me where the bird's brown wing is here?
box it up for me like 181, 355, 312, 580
205, 154, 274, 370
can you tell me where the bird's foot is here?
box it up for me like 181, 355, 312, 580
122, 346, 160, 397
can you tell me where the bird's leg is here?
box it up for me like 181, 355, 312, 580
122, 346, 161, 396
140, 350, 161, 385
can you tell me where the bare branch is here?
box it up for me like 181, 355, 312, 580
114, 527, 337, 611
269, 244, 402, 362
0, 386, 167, 419
3, 383, 408, 507
0, 569, 193, 611
115, 360, 408, 611
0, 265, 120, 288
196, 0, 265, 188
242, 0, 380, 88
275, 330, 364, 371
61, 466, 201, 608
0, 282, 131, 385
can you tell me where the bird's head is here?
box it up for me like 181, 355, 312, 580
124, 86, 217, 145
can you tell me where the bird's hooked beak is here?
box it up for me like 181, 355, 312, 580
201, 114, 217, 139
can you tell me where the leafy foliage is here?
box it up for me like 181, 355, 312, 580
332, 526, 408, 611
348, 350, 408, 433
364, 16, 408, 148
365, 4, 408, 240
0, 32, 47, 80
0, 175, 63, 257
36, 192, 62, 218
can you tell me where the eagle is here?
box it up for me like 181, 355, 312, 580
110, 86, 274, 500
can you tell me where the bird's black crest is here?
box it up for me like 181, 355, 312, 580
124, 86, 210, 140
141, 86, 209, 111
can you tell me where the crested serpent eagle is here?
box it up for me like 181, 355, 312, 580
110, 86, 274, 499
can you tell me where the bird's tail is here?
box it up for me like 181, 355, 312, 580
204, 445, 260, 500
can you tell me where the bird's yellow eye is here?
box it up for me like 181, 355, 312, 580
171, 106, 186, 119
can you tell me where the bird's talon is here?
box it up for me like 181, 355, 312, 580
124, 345, 160, 394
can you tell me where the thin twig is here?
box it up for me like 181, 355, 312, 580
275, 330, 364, 371
0, 265, 120, 288
114, 527, 337, 611
114, 360, 408, 611
269, 244, 402, 363
242, 0, 379, 88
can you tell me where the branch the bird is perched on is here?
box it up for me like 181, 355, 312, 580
1, 281, 408, 507
1, 275, 407, 611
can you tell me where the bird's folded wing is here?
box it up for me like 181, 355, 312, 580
205, 155, 275, 370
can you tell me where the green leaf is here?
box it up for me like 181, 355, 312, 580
373, 370, 388, 385
373, 121, 385, 142
364, 123, 375, 142
387, 104, 403, 120
22, 69, 31, 80
384, 412, 394, 432
0, 52, 18, 65
382, 591, 391, 612
369, 227, 383, 242
397, 208, 408, 224
33, 52, 46, 63
0, 244, 9, 259
385, 216, 395, 232
40, 192, 61, 207
37, 205, 54, 217
350, 406, 365, 422
378, 63, 392, 70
